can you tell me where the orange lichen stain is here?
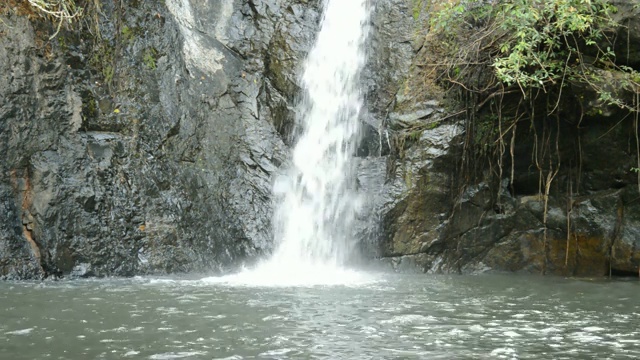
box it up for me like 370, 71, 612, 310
548, 234, 608, 277
518, 232, 608, 276
21, 174, 41, 263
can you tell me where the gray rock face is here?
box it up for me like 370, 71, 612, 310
378, 90, 640, 277
436, 118, 640, 276
352, 0, 430, 259
371, 1, 640, 276
7, 0, 633, 279
0, 0, 323, 279
0, 0, 424, 279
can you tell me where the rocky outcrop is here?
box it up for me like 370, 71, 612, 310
0, 0, 424, 279
377, 0, 640, 277
354, 0, 433, 260
4, 0, 638, 279
408, 116, 640, 277
0, 0, 324, 279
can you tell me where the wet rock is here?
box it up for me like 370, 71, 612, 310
388, 100, 444, 130
354, 156, 389, 259
378, 122, 464, 259
365, 0, 425, 118
0, 0, 429, 279
0, 0, 320, 278
70, 263, 93, 278
374, 1, 640, 277
352, 0, 434, 263
7, 0, 636, 279
610, 0, 640, 69
391, 254, 428, 273
381, 104, 640, 276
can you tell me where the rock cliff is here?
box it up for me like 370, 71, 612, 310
378, 0, 640, 277
0, 0, 323, 278
2, 0, 639, 279
0, 0, 422, 279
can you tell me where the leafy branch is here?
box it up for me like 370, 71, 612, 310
430, 0, 640, 109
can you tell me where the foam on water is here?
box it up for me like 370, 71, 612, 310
204, 0, 371, 287
149, 352, 208, 360
201, 262, 377, 288
5, 328, 34, 336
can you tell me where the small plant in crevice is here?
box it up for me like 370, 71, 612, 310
121, 25, 135, 42
143, 47, 158, 70
89, 38, 116, 85
412, 0, 425, 21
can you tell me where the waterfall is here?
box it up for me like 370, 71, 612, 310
270, 0, 370, 269
205, 0, 372, 286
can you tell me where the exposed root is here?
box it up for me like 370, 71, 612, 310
27, 0, 83, 39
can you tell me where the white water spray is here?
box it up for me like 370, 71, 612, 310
271, 0, 370, 268
205, 0, 372, 286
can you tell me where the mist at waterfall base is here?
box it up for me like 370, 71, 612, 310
203, 0, 373, 287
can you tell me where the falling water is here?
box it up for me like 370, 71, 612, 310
207, 0, 372, 286
271, 0, 370, 268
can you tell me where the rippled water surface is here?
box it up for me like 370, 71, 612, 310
1, 273, 639, 359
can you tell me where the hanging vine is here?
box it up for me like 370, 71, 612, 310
427, 0, 640, 273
